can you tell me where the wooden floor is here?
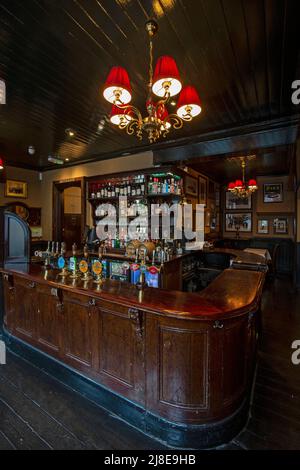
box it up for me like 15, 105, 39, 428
0, 277, 300, 450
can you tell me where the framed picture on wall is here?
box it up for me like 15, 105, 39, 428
198, 176, 207, 205
184, 175, 198, 197
274, 218, 288, 234
257, 219, 269, 234
225, 191, 251, 210
263, 183, 283, 203
5, 179, 28, 198
225, 213, 252, 232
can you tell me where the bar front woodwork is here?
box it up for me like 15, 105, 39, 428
1, 263, 264, 447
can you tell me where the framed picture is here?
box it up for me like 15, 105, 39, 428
263, 183, 283, 203
5, 201, 29, 220
225, 213, 252, 232
274, 218, 288, 234
198, 176, 207, 205
5, 179, 28, 198
257, 219, 269, 234
225, 191, 251, 210
184, 175, 198, 197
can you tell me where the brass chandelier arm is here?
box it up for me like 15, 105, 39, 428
163, 113, 184, 130
114, 101, 143, 124
119, 118, 143, 140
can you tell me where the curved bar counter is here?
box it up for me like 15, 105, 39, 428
0, 255, 265, 448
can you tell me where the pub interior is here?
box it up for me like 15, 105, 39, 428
0, 0, 300, 452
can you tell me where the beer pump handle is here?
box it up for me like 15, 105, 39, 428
72, 243, 77, 256
83, 243, 89, 259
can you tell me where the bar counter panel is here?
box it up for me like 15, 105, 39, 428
1, 263, 265, 447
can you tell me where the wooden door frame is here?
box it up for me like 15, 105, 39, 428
52, 177, 86, 244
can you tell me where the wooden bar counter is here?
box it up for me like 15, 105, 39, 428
0, 261, 265, 448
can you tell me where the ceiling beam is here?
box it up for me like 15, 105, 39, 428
153, 115, 300, 165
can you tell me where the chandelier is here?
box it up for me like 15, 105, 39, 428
227, 158, 258, 198
102, 19, 202, 144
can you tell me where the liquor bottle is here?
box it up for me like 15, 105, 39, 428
152, 178, 157, 194
115, 183, 120, 195
132, 182, 136, 196
136, 180, 141, 196
127, 179, 131, 196
148, 176, 153, 194
157, 177, 160, 194
104, 184, 108, 197
141, 176, 145, 194
111, 184, 115, 197
91, 185, 95, 199
96, 184, 101, 199
170, 178, 175, 193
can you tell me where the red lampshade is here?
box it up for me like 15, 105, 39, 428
103, 66, 132, 104
110, 104, 133, 126
177, 85, 202, 119
248, 179, 257, 188
0, 157, 4, 170
235, 180, 243, 189
228, 182, 235, 191
152, 56, 182, 97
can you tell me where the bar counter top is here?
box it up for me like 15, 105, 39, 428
1, 260, 265, 321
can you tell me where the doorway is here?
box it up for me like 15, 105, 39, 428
52, 178, 86, 249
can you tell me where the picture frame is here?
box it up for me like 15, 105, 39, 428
5, 179, 28, 198
184, 175, 198, 197
263, 183, 283, 203
198, 176, 207, 205
274, 218, 288, 234
257, 219, 269, 234
225, 191, 252, 210
225, 212, 252, 232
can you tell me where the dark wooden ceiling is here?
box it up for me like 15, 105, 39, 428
0, 0, 300, 170
187, 144, 294, 184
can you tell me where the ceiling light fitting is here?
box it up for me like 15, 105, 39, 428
227, 158, 258, 198
102, 19, 202, 144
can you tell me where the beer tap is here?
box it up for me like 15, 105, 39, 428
93, 247, 103, 285
136, 252, 147, 291
80, 244, 93, 281
69, 243, 80, 279
55, 241, 60, 258
44, 241, 51, 269
58, 242, 69, 278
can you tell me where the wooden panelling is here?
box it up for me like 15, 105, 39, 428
1, 264, 264, 427
97, 307, 145, 403
35, 285, 62, 355
2, 274, 15, 332
63, 294, 95, 370
221, 318, 248, 406
13, 277, 36, 340
159, 326, 208, 408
